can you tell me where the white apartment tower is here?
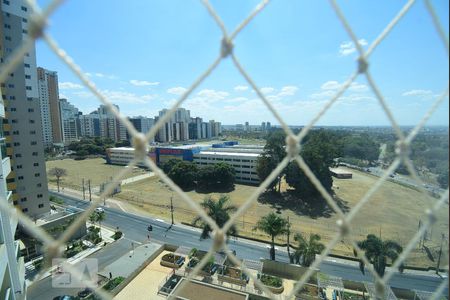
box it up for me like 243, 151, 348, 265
1, 1, 34, 298
59, 98, 79, 144
1, 0, 50, 218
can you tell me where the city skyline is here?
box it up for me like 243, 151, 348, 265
36, 0, 449, 126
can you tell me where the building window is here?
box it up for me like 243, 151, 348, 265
31, 141, 37, 145
12, 130, 19, 135
13, 201, 18, 205
30, 130, 36, 134
17, 165, 23, 169
32, 152, 38, 156
4, 23, 11, 29
34, 173, 40, 177
37, 183, 42, 187
24, 63, 30, 68
27, 97, 33, 101
29, 120, 35, 124
11, 119, 18, 123
22, 18, 28, 23
15, 154, 22, 158
37, 194, 43, 198
21, 6, 27, 11
33, 163, 39, 166
3, 0, 10, 5
22, 208, 28, 213
8, 84, 14, 88
5, 36, 11, 41
22, 29, 28, 34
26, 86, 32, 90
13, 142, 20, 146
38, 204, 44, 208
25, 75, 31, 79
10, 107, 17, 111
9, 96, 15, 100
28, 108, 34, 112
20, 197, 27, 202
18, 176, 24, 180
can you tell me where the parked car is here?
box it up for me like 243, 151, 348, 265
95, 207, 104, 213
77, 288, 93, 298
53, 296, 75, 300
147, 225, 153, 231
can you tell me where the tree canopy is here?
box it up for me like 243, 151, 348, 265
357, 234, 403, 276
193, 195, 237, 239
254, 212, 289, 260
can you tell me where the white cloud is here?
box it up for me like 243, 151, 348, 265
278, 86, 299, 96
167, 87, 187, 95
319, 80, 367, 92
84, 72, 117, 79
234, 85, 249, 91
197, 89, 229, 100
339, 39, 368, 56
130, 79, 160, 86
349, 82, 368, 92
224, 97, 249, 103
59, 82, 83, 90
321, 81, 341, 90
260, 87, 275, 94
402, 89, 433, 97
100, 90, 156, 104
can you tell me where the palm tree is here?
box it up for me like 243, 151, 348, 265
254, 212, 288, 260
292, 233, 325, 266
96, 211, 105, 238
357, 234, 403, 276
193, 195, 237, 239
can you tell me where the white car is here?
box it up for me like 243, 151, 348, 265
95, 207, 104, 213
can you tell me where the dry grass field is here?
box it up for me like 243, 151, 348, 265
46, 158, 146, 191
47, 158, 448, 267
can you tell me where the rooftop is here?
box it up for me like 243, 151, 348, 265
195, 151, 260, 157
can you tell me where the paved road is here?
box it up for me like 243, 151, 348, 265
27, 191, 447, 299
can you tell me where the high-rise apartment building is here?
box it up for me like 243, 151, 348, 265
79, 113, 100, 137
1, 105, 25, 299
1, 0, 49, 218
59, 98, 79, 144
37, 67, 63, 147
129, 116, 154, 143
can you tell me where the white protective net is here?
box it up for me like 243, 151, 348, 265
0, 0, 448, 299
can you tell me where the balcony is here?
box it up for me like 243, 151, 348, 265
2, 157, 11, 181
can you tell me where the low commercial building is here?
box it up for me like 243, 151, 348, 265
193, 151, 260, 184
330, 168, 352, 179
105, 147, 157, 167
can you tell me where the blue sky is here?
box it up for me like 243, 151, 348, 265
36, 0, 449, 126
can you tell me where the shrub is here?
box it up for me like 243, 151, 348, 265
104, 277, 125, 291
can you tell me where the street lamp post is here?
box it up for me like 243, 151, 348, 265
436, 233, 446, 275
170, 195, 174, 225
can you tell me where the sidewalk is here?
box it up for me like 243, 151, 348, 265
25, 224, 118, 284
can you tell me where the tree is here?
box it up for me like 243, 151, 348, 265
89, 211, 106, 238
162, 159, 181, 174
285, 130, 338, 199
193, 195, 237, 239
48, 167, 67, 192
254, 212, 288, 260
256, 131, 287, 192
213, 163, 235, 188
256, 154, 278, 191
197, 165, 217, 188
168, 161, 198, 190
356, 234, 403, 277
292, 233, 325, 266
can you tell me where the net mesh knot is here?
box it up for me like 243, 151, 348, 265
221, 37, 234, 58
285, 135, 300, 158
